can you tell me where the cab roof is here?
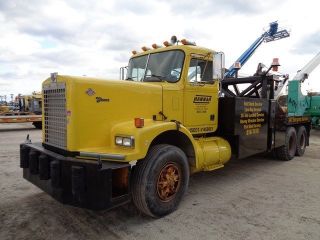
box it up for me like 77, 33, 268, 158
131, 44, 216, 59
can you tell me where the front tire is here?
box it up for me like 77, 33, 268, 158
275, 127, 297, 161
131, 144, 189, 218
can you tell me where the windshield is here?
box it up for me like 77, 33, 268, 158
126, 50, 185, 82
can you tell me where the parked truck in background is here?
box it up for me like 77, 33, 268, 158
20, 37, 311, 217
0, 92, 42, 129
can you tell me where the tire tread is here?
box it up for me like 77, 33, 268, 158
131, 144, 189, 217
275, 127, 297, 161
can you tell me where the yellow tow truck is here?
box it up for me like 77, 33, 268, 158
20, 37, 310, 217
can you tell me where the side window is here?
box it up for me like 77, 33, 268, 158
188, 58, 213, 82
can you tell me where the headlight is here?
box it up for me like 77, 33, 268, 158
115, 136, 134, 147
115, 136, 123, 145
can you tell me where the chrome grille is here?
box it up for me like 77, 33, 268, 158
43, 83, 67, 149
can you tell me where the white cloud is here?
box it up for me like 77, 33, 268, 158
293, 31, 320, 54
160, 0, 288, 16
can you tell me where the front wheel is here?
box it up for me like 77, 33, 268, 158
131, 144, 189, 218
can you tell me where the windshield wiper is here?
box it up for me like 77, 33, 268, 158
144, 74, 167, 82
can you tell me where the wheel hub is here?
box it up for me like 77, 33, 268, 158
157, 163, 181, 202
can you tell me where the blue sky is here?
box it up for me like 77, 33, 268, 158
0, 0, 319, 97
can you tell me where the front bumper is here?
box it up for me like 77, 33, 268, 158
20, 143, 131, 210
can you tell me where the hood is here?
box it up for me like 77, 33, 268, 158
43, 75, 162, 152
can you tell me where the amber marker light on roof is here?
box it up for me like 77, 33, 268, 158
181, 39, 196, 46
141, 46, 151, 51
152, 44, 162, 49
163, 41, 172, 47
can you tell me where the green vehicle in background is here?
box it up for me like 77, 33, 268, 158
277, 52, 320, 128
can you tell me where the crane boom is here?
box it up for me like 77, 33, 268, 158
293, 52, 320, 82
224, 22, 290, 78
275, 52, 320, 97
286, 52, 320, 116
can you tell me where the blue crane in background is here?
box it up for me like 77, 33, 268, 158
224, 21, 290, 78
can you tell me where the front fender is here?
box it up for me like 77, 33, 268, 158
110, 119, 198, 162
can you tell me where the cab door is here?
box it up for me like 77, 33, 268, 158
183, 57, 219, 134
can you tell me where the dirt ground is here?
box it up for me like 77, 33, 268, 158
0, 123, 319, 240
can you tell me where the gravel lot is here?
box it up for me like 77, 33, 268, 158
0, 123, 320, 240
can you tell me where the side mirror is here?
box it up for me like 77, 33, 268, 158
213, 52, 225, 81
119, 66, 128, 80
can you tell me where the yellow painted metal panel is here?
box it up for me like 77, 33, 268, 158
195, 137, 231, 171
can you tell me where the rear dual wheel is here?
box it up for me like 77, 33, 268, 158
276, 126, 307, 160
131, 144, 189, 218
295, 126, 307, 156
276, 127, 297, 161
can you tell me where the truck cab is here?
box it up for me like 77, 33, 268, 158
126, 44, 221, 134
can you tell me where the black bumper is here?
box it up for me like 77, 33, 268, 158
20, 143, 131, 210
